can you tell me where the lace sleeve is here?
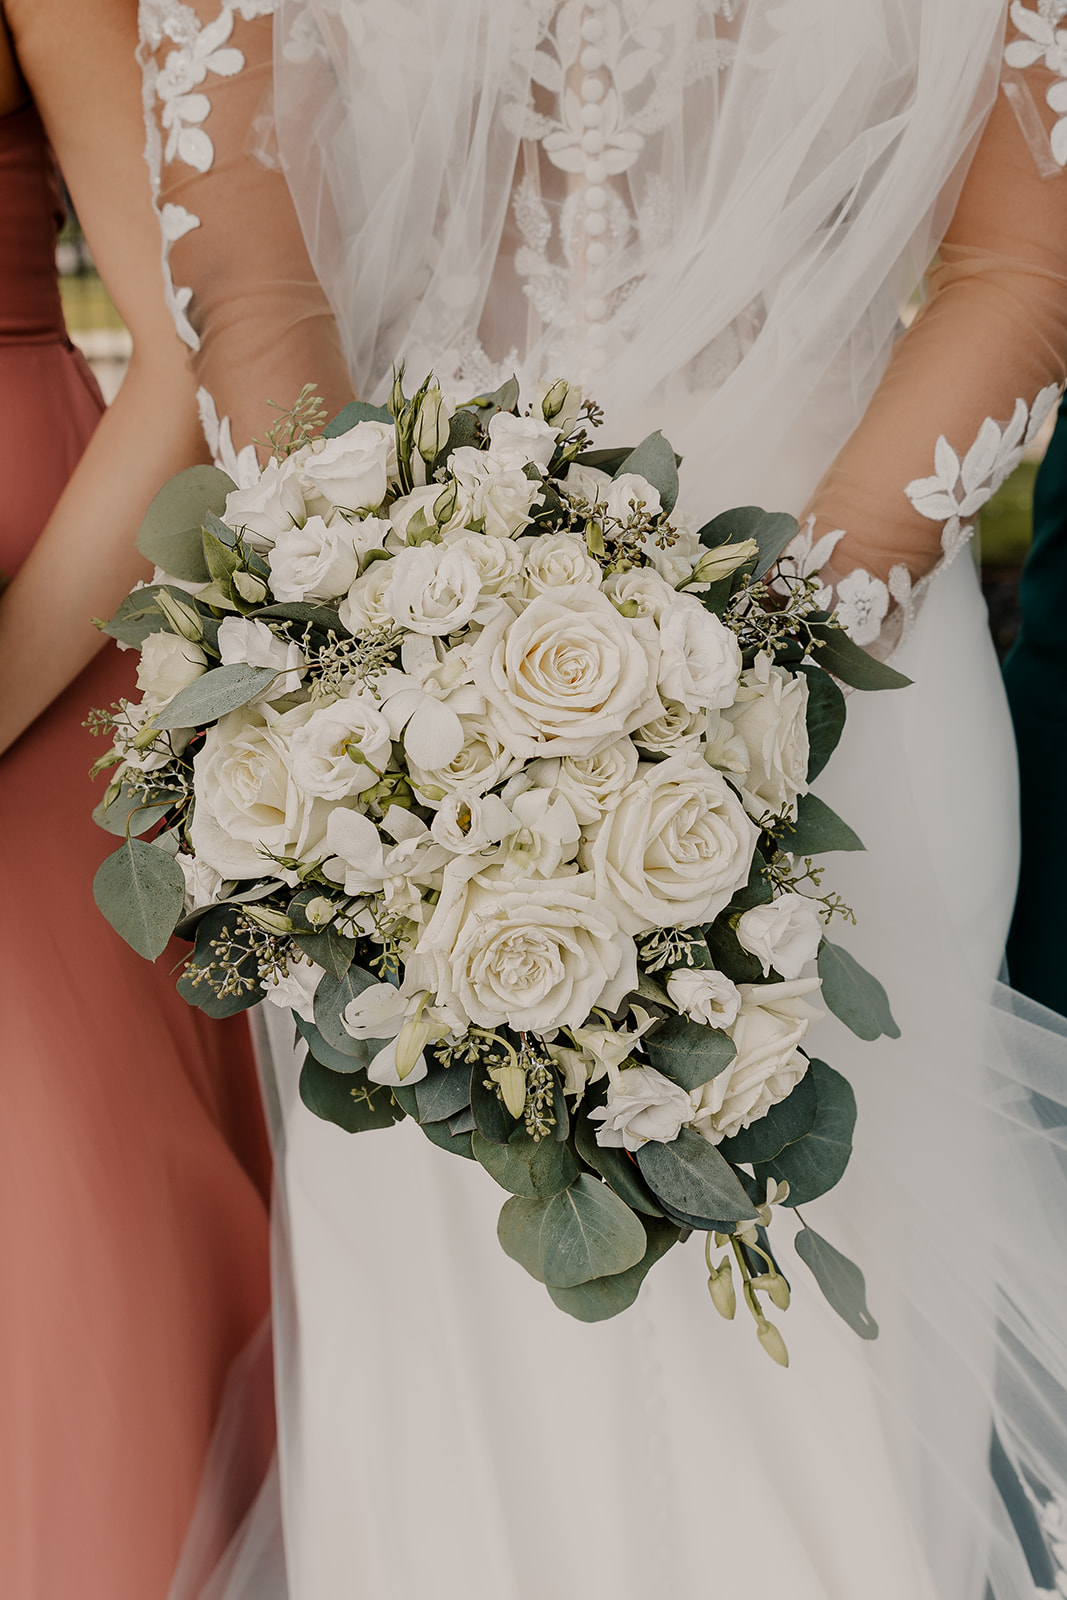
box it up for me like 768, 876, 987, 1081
795, 2, 1067, 651
138, 0, 353, 482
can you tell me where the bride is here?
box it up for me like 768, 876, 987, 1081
139, 2, 1067, 1596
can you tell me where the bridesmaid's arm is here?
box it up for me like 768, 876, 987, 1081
0, 0, 206, 757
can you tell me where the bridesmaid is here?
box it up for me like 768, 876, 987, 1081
0, 2, 272, 1595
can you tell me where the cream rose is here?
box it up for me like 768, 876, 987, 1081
268, 514, 360, 603
590, 1065, 695, 1152
563, 461, 611, 506
633, 700, 706, 757
657, 595, 741, 713
582, 752, 758, 935
223, 456, 305, 548
442, 532, 524, 612
136, 631, 208, 705
384, 544, 482, 636
736, 893, 822, 980
666, 968, 742, 1029
338, 560, 395, 633
604, 473, 661, 524
472, 587, 662, 760
298, 421, 396, 513
520, 533, 603, 598
409, 870, 637, 1034
603, 566, 678, 623
690, 978, 822, 1144
526, 739, 639, 826
407, 713, 519, 800
721, 652, 810, 821
286, 692, 392, 800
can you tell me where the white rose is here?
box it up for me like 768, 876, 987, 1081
520, 533, 603, 598
189, 704, 333, 878
736, 893, 822, 980
666, 968, 742, 1029
472, 587, 662, 760
223, 456, 305, 548
176, 851, 225, 912
590, 1065, 695, 1152
441, 532, 523, 612
390, 483, 476, 542
721, 652, 810, 820
633, 700, 706, 758
338, 560, 395, 633
383, 543, 483, 636
582, 752, 758, 935
485, 410, 558, 472
603, 566, 678, 623
409, 870, 636, 1034
525, 739, 639, 826
657, 596, 741, 713
563, 461, 611, 506
298, 421, 396, 513
286, 692, 392, 799
268, 514, 360, 603
264, 954, 326, 1024
690, 979, 822, 1144
475, 468, 542, 539
136, 631, 207, 705
217, 616, 306, 700
603, 473, 661, 524
429, 789, 514, 855
407, 713, 519, 800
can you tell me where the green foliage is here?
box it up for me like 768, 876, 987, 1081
615, 430, 679, 513
415, 1062, 475, 1124
470, 1069, 518, 1144
719, 1067, 818, 1165
313, 964, 387, 1062
755, 1059, 856, 1205
472, 1127, 579, 1199
92, 783, 173, 838
176, 905, 267, 1017
295, 1013, 365, 1074
291, 925, 357, 982
795, 1227, 879, 1339
322, 400, 393, 437
808, 623, 912, 692
573, 445, 634, 474
548, 1216, 681, 1322
636, 1128, 759, 1225
135, 464, 234, 582
253, 601, 346, 632
704, 917, 764, 984
93, 837, 184, 960
99, 585, 172, 649
463, 376, 520, 414
644, 1013, 736, 1093
498, 1174, 648, 1288
299, 1054, 402, 1133
574, 1114, 665, 1217
818, 940, 900, 1041
799, 664, 847, 782
420, 1119, 476, 1160
785, 793, 864, 855
153, 663, 277, 731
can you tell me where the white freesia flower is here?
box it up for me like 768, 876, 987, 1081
268, 514, 360, 603
736, 893, 823, 980
494, 788, 581, 880
721, 652, 809, 821
430, 789, 514, 855
384, 543, 483, 636
264, 953, 326, 1024
633, 700, 706, 757
217, 616, 306, 699
223, 456, 305, 548
525, 739, 639, 826
590, 1065, 694, 1152
667, 968, 742, 1029
407, 713, 519, 800
603, 566, 678, 622
338, 560, 395, 632
657, 595, 741, 713
408, 869, 636, 1034
520, 533, 603, 597
136, 631, 207, 705
472, 587, 662, 760
582, 753, 758, 935
604, 473, 660, 523
298, 421, 396, 513
321, 807, 386, 895
286, 692, 392, 799
691, 978, 822, 1144
485, 410, 558, 472
443, 532, 524, 611
176, 851, 224, 912
341, 980, 411, 1040
375, 636, 484, 770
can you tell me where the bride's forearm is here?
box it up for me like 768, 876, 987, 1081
0, 350, 207, 757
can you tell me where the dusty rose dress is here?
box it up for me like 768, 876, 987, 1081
0, 103, 272, 1598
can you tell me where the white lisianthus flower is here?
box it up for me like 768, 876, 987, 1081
721, 652, 810, 821
407, 713, 519, 800
485, 410, 558, 472
223, 456, 305, 548
298, 421, 396, 513
384, 544, 483, 636
338, 560, 395, 633
666, 968, 742, 1029
519, 533, 603, 598
268, 514, 360, 603
429, 789, 514, 855
286, 692, 392, 799
736, 893, 822, 979
408, 870, 636, 1034
189, 704, 334, 879
590, 1065, 694, 1152
441, 532, 524, 613
657, 595, 741, 713
582, 752, 758, 935
217, 616, 306, 700
136, 631, 208, 705
525, 739, 639, 826
390, 482, 476, 542
603, 566, 678, 623
690, 978, 823, 1144
264, 953, 326, 1024
604, 473, 661, 524
563, 461, 611, 506
703, 709, 751, 778
475, 468, 542, 539
472, 587, 662, 760
176, 851, 225, 913
346, 514, 392, 561
633, 700, 706, 757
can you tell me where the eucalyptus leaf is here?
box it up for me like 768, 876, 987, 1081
703, 918, 764, 984
548, 1216, 681, 1322
136, 464, 234, 582
294, 1013, 365, 1074
808, 623, 912, 692
464, 376, 520, 414
292, 927, 357, 982
750, 511, 800, 580
472, 1127, 579, 1199
415, 1062, 475, 1124
795, 1227, 879, 1339
818, 940, 900, 1041
152, 663, 278, 731
299, 1055, 402, 1133
92, 783, 172, 839
313, 964, 383, 1060
448, 1106, 477, 1136
471, 1070, 518, 1145
574, 1114, 665, 1217
636, 1128, 759, 1224
726, 850, 773, 914
615, 431, 679, 513
323, 400, 393, 437
799, 664, 847, 783
498, 1175, 647, 1289
573, 445, 635, 474
420, 1120, 476, 1161
644, 1013, 736, 1092
755, 1059, 856, 1205
694, 505, 765, 549
718, 1067, 818, 1165
391, 1084, 419, 1119
176, 905, 266, 1017
99, 585, 170, 649
93, 837, 185, 961
253, 601, 347, 632
785, 793, 864, 855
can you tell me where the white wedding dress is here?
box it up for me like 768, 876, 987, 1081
137, 3, 1067, 1597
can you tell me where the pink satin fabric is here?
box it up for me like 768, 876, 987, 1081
0, 104, 272, 1598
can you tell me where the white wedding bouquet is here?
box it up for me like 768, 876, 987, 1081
89, 372, 907, 1362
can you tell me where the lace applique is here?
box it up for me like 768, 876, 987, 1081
197, 386, 260, 486
1004, 2, 1067, 168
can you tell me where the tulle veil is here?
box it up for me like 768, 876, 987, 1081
172, 2, 1067, 1596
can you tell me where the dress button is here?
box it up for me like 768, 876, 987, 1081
581, 103, 603, 127
580, 47, 603, 71
586, 240, 608, 265
587, 266, 606, 290
581, 76, 605, 103
582, 15, 605, 40
584, 158, 607, 184
584, 212, 607, 236
581, 129, 605, 154
585, 188, 607, 213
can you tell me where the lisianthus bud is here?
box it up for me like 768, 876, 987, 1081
707, 1260, 736, 1320
537, 378, 582, 434
757, 1318, 789, 1367
688, 539, 759, 586
156, 588, 205, 642
753, 1272, 791, 1311
414, 387, 452, 462
432, 481, 459, 527
243, 906, 295, 935
490, 1062, 528, 1120
303, 896, 336, 929
233, 569, 270, 605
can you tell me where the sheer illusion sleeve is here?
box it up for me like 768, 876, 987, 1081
138, 0, 353, 480
797, 1, 1067, 651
